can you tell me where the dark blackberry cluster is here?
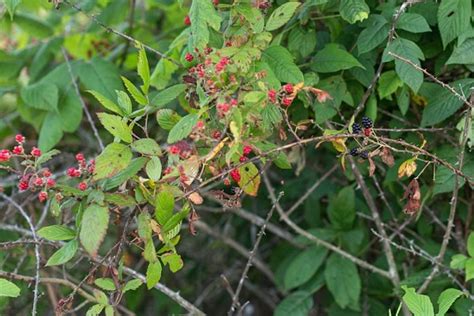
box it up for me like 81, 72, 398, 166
361, 116, 373, 129
360, 151, 369, 159
350, 148, 359, 156
351, 122, 362, 134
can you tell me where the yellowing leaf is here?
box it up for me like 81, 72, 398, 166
238, 162, 261, 196
398, 158, 417, 178
205, 137, 228, 162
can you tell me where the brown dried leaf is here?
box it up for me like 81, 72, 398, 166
368, 156, 376, 176
188, 192, 204, 205
403, 179, 421, 215
380, 147, 395, 167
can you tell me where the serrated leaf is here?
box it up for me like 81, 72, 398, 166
312, 44, 364, 73
35, 149, 60, 166
237, 162, 260, 196
437, 0, 471, 48
21, 82, 58, 111
146, 156, 162, 181
356, 15, 389, 55
155, 191, 175, 225
122, 76, 148, 105
4, 0, 22, 19
161, 253, 183, 273
95, 278, 116, 291
167, 113, 199, 143
262, 45, 304, 83
274, 291, 313, 316
46, 240, 78, 266
436, 288, 463, 316
104, 157, 147, 190
123, 279, 143, 293
325, 253, 361, 309
397, 13, 431, 33
116, 90, 132, 115
0, 279, 21, 297
150, 84, 187, 109
378, 70, 403, 99
38, 225, 76, 241
284, 246, 328, 290
328, 186, 355, 230
402, 286, 434, 316
265, 2, 301, 31
137, 45, 150, 94
94, 143, 132, 180
189, 0, 222, 50
450, 254, 468, 269
131, 138, 162, 156
88, 90, 123, 115
340, 0, 370, 24
446, 38, 474, 65
97, 113, 133, 143
80, 204, 109, 257
156, 109, 182, 130
146, 261, 162, 289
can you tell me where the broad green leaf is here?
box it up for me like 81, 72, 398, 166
274, 291, 313, 316
0, 279, 21, 297
104, 193, 137, 207
104, 157, 147, 190
450, 254, 468, 269
38, 225, 76, 241
38, 112, 63, 152
466, 258, 474, 281
21, 82, 58, 111
155, 191, 175, 225
397, 13, 431, 33
156, 109, 182, 130
123, 279, 143, 293
436, 288, 463, 316
284, 246, 328, 290
340, 0, 370, 24
468, 233, 474, 257
265, 2, 301, 31
14, 13, 53, 38
78, 58, 123, 101
80, 204, 109, 257
325, 253, 361, 309
122, 76, 148, 105
312, 44, 364, 73
378, 71, 403, 99
4, 0, 22, 19
116, 90, 132, 115
328, 186, 355, 230
421, 79, 474, 126
446, 38, 474, 65
97, 113, 133, 143
437, 0, 471, 48
150, 84, 187, 109
161, 253, 184, 273
146, 156, 162, 181
95, 278, 116, 291
237, 162, 261, 196
262, 45, 304, 83
262, 103, 283, 128
94, 143, 132, 180
46, 240, 78, 266
162, 208, 189, 233
137, 45, 150, 94
402, 286, 435, 316
86, 304, 104, 316
131, 138, 162, 156
35, 149, 60, 166
356, 15, 389, 55
87, 90, 123, 115
189, 0, 222, 50
137, 212, 152, 240
146, 261, 162, 289
167, 113, 199, 143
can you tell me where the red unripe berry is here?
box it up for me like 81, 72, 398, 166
239, 156, 247, 162
43, 169, 52, 177
47, 178, 56, 188
268, 89, 277, 103
184, 15, 191, 26
185, 53, 194, 62
12, 146, 24, 155
18, 181, 29, 191
75, 153, 85, 161
38, 191, 48, 203
212, 130, 222, 139
217, 103, 230, 114
67, 168, 81, 178
196, 120, 205, 129
223, 178, 230, 186
213, 0, 219, 5
283, 83, 294, 94
164, 167, 173, 175
15, 134, 25, 144
282, 97, 293, 107
168, 145, 180, 155
31, 147, 41, 157
364, 128, 372, 137
230, 99, 238, 107
78, 182, 88, 191
230, 169, 241, 183
34, 178, 44, 186
243, 145, 252, 156
0, 149, 11, 162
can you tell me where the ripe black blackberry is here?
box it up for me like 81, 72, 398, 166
360, 151, 369, 159
349, 148, 359, 156
361, 116, 373, 129
352, 122, 362, 134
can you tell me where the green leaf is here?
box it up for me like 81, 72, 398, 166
265, 2, 301, 31
161, 253, 183, 273
437, 0, 471, 48
104, 157, 147, 190
45, 240, 78, 266
35, 149, 61, 166
137, 45, 150, 94
123, 279, 143, 293
312, 44, 364, 73
80, 204, 109, 257
87, 90, 123, 115
339, 0, 370, 24
328, 186, 356, 230
93, 143, 132, 180
97, 113, 133, 143
155, 191, 175, 225
402, 286, 435, 316
450, 254, 468, 269
262, 45, 304, 83
86, 304, 104, 316
38, 225, 76, 241
150, 84, 187, 109
237, 162, 261, 197
274, 291, 313, 316
324, 253, 361, 310
146, 261, 162, 289
284, 246, 328, 290
104, 193, 137, 207
14, 13, 53, 38
146, 156, 162, 181
156, 109, 182, 130
38, 112, 63, 152
397, 13, 431, 33
436, 288, 463, 316
131, 138, 162, 156
421, 79, 474, 126
468, 232, 474, 257
446, 38, 474, 65
116, 90, 132, 115
78, 58, 123, 101
21, 82, 58, 111
356, 15, 389, 55
167, 113, 199, 143
189, 0, 222, 50
0, 279, 21, 297
378, 71, 403, 99
262, 103, 283, 128
137, 212, 152, 240
4, 0, 22, 19
95, 278, 116, 291
466, 258, 474, 281
122, 76, 148, 105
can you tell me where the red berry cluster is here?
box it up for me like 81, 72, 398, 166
66, 153, 94, 191
239, 145, 253, 162
167, 141, 194, 159
268, 83, 296, 107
